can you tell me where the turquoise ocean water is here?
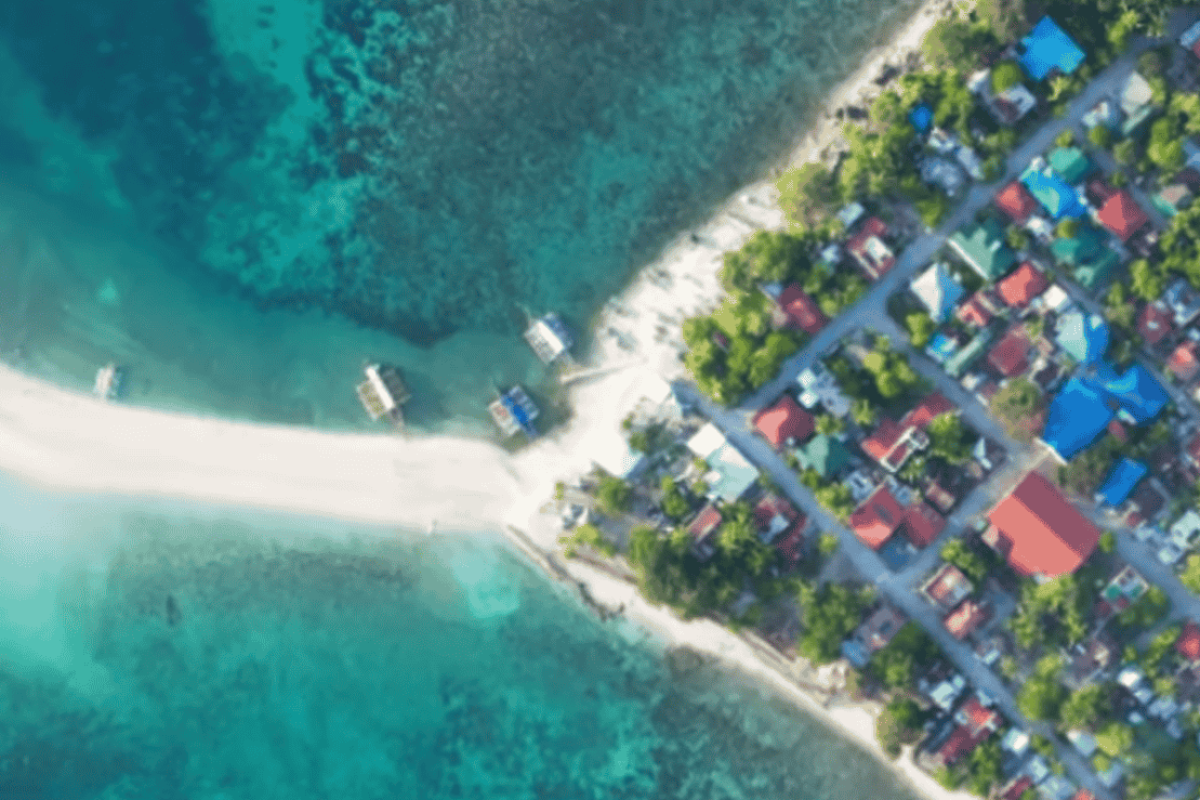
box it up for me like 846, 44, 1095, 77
0, 0, 918, 431
0, 474, 922, 800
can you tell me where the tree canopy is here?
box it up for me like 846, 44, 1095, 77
990, 378, 1045, 442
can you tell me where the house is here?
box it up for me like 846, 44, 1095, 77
796, 364, 852, 417
993, 83, 1038, 124
956, 290, 999, 328
753, 493, 804, 544
1096, 190, 1149, 243
687, 423, 759, 503
1164, 278, 1200, 327
995, 180, 1039, 223
850, 484, 946, 550
837, 202, 866, 230
775, 284, 828, 335
911, 262, 966, 323
1018, 16, 1085, 81
922, 563, 973, 610
996, 262, 1049, 309
949, 218, 1017, 280
1065, 631, 1117, 686
846, 217, 896, 279
753, 395, 815, 450
944, 331, 994, 379
987, 325, 1033, 378
860, 393, 954, 473
985, 471, 1102, 577
1055, 311, 1109, 365
1050, 226, 1119, 290
1048, 146, 1093, 185
923, 477, 958, 514
1168, 340, 1200, 382
842, 604, 907, 666
1022, 162, 1088, 219
1181, 19, 1200, 59
1098, 565, 1148, 616
1155, 182, 1194, 218
688, 503, 723, 560
922, 157, 968, 196
1097, 458, 1148, 507
1098, 364, 1169, 425
794, 433, 851, 479
1137, 301, 1174, 347
998, 776, 1035, 800
930, 695, 1002, 767
945, 600, 990, 639
1176, 621, 1200, 663
1041, 377, 1114, 461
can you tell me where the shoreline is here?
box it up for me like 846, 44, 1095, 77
0, 2, 965, 799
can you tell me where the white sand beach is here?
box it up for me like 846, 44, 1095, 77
0, 1, 964, 797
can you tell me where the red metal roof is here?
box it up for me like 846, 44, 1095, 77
1000, 776, 1034, 800
901, 502, 946, 548
777, 284, 828, 335
923, 563, 972, 608
1177, 621, 1200, 662
935, 696, 999, 765
775, 526, 806, 563
861, 394, 953, 469
957, 292, 995, 328
987, 325, 1032, 378
945, 599, 990, 639
846, 217, 895, 279
995, 180, 1038, 223
753, 395, 815, 449
996, 262, 1048, 309
688, 504, 723, 542
861, 417, 905, 464
850, 484, 906, 549
903, 392, 954, 428
1168, 340, 1200, 382
1097, 189, 1149, 242
1137, 302, 1174, 346
987, 471, 1101, 577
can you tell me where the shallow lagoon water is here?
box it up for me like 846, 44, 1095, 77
0, 0, 919, 430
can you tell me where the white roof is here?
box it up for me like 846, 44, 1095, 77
1181, 20, 1200, 49
1170, 509, 1200, 543
1120, 72, 1154, 116
1041, 284, 1071, 312
687, 422, 727, 459
1067, 729, 1097, 757
1002, 728, 1031, 754
910, 262, 955, 321
967, 69, 991, 95
1117, 664, 1146, 689
999, 84, 1037, 119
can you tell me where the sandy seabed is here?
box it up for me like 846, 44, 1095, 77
0, 2, 979, 799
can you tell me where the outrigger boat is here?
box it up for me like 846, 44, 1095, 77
523, 313, 574, 365
488, 385, 539, 439
356, 363, 411, 429
93, 363, 124, 401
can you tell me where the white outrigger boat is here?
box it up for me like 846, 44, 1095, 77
523, 313, 574, 365
356, 362, 411, 429
93, 363, 124, 401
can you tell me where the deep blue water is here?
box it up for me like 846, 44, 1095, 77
0, 476, 922, 800
0, 0, 918, 429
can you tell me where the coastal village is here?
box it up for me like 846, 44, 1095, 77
546, 3, 1200, 800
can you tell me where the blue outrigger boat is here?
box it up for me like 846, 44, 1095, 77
489, 386, 539, 438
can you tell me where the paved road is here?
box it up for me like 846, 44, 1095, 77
675, 42, 1168, 800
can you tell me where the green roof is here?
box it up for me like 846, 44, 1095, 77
944, 331, 994, 378
1074, 248, 1120, 290
1049, 225, 1105, 267
949, 218, 1017, 280
1048, 146, 1092, 184
795, 434, 850, 479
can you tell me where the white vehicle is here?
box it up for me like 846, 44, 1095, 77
1159, 543, 1184, 566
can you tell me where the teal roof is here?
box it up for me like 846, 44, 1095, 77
1055, 311, 1109, 365
1022, 165, 1087, 219
950, 218, 1017, 280
945, 331, 993, 378
1048, 147, 1092, 184
1073, 249, 1119, 290
1049, 225, 1105, 267
796, 434, 850, 478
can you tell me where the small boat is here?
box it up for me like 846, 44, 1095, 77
488, 385, 539, 438
523, 313, 574, 365
356, 363, 411, 428
93, 363, 124, 401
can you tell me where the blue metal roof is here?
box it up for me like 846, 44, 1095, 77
1098, 458, 1148, 507
1100, 364, 1169, 425
1042, 377, 1115, 460
1020, 16, 1085, 81
909, 103, 933, 133
927, 333, 958, 363
1021, 166, 1088, 219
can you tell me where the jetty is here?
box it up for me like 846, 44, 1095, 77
524, 313, 574, 365
356, 363, 411, 428
488, 386, 539, 439
93, 363, 124, 401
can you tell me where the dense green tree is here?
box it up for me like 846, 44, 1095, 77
1056, 436, 1119, 497
1112, 138, 1137, 166
1147, 116, 1185, 173
905, 311, 936, 349
796, 583, 872, 663
975, 0, 1026, 41
659, 476, 692, 522
991, 60, 1024, 93
923, 18, 995, 71
1059, 684, 1107, 731
1094, 721, 1134, 757
926, 412, 974, 465
1087, 125, 1112, 149
596, 475, 632, 515
776, 164, 839, 229
720, 230, 807, 293
966, 740, 1004, 795
1017, 656, 1067, 720
815, 483, 855, 520
1107, 9, 1140, 53
851, 398, 878, 428
941, 539, 989, 585
1128, 259, 1165, 302
1181, 554, 1200, 594
876, 696, 926, 757
869, 623, 941, 690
